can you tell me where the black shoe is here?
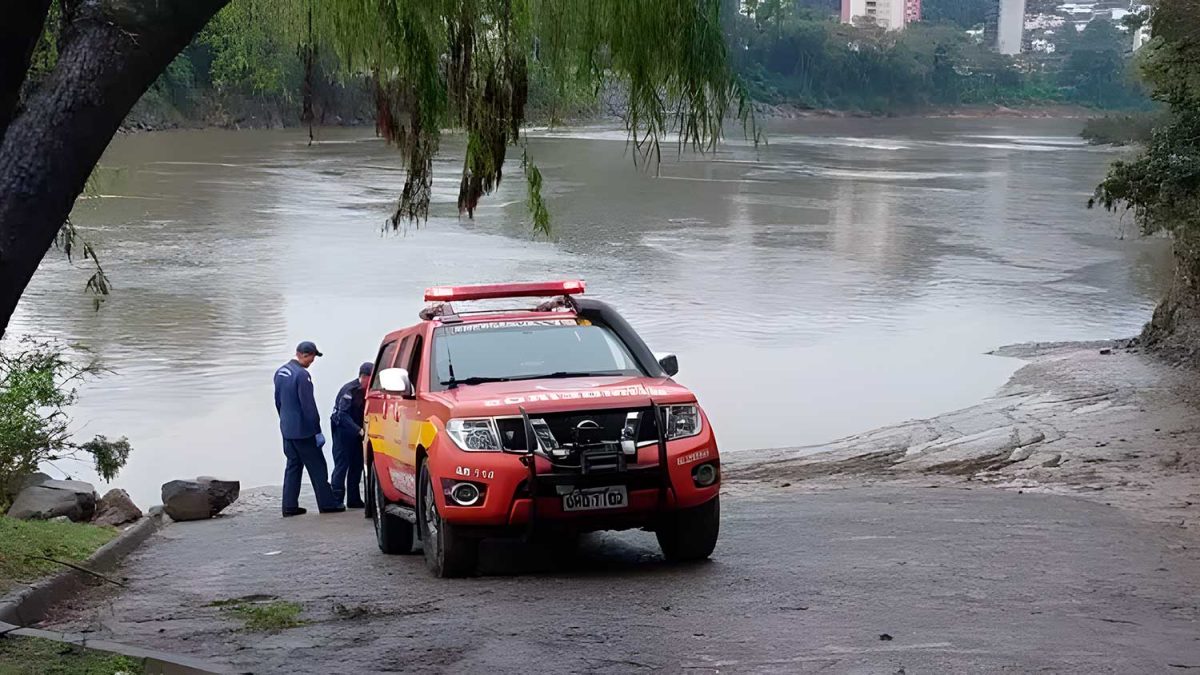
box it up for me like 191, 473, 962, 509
346, 502, 366, 510
283, 507, 308, 517
319, 506, 346, 514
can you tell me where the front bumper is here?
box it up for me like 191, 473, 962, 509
427, 424, 720, 530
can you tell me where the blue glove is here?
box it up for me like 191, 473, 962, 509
316, 433, 326, 448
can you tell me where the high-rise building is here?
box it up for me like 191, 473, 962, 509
841, 0, 920, 30
997, 0, 1027, 55
905, 0, 921, 23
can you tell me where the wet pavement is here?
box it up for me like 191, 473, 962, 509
51, 485, 1200, 673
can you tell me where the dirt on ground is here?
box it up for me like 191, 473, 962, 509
727, 340, 1200, 532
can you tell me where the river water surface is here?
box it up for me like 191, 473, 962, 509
10, 118, 1169, 506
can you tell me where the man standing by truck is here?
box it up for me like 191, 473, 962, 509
274, 341, 343, 516
330, 362, 373, 509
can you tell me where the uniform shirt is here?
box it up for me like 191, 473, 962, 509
331, 379, 366, 438
274, 359, 322, 439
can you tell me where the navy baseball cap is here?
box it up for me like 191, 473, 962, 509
359, 362, 374, 376
296, 341, 323, 357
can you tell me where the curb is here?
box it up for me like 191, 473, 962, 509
0, 513, 166, 626
0, 623, 235, 674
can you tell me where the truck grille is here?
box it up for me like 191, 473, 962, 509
495, 406, 660, 462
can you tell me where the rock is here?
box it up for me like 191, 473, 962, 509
2, 471, 52, 506
1041, 454, 1063, 468
197, 477, 240, 511
93, 488, 143, 527
161, 477, 240, 521
21, 471, 52, 490
1007, 446, 1037, 463
7, 479, 97, 522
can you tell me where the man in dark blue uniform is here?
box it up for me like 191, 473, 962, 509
273, 341, 343, 516
330, 362, 373, 509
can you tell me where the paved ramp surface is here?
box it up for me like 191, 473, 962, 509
51, 486, 1200, 673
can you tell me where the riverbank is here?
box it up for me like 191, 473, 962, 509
118, 94, 1108, 134
727, 340, 1200, 532
751, 101, 1105, 120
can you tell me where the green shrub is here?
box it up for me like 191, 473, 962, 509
0, 341, 131, 512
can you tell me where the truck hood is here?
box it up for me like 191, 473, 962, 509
427, 376, 696, 417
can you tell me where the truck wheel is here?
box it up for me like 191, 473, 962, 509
656, 496, 720, 563
371, 462, 415, 555
419, 462, 478, 578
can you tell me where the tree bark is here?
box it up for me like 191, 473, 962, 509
0, 0, 52, 140
0, 0, 229, 339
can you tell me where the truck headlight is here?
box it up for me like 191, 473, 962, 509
446, 418, 503, 451
664, 405, 702, 440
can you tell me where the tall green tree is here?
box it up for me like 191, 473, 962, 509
1092, 0, 1200, 353
0, 0, 747, 340
921, 0, 992, 29
1058, 19, 1142, 108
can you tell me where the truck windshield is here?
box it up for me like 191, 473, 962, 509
431, 320, 643, 390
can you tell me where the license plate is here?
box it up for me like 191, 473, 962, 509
562, 486, 628, 512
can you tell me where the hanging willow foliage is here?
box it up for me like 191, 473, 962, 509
233, 0, 751, 233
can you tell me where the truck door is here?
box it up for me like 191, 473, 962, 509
365, 338, 405, 494
391, 331, 426, 502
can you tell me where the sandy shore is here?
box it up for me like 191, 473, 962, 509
727, 341, 1200, 532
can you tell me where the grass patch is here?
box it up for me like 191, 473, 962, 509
215, 599, 306, 632
0, 516, 116, 594
0, 635, 143, 675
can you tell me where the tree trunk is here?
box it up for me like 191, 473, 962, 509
0, 0, 229, 339
0, 0, 52, 139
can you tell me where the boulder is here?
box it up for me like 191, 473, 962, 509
21, 471, 52, 490
2, 471, 52, 506
7, 479, 98, 522
161, 477, 240, 521
93, 488, 143, 527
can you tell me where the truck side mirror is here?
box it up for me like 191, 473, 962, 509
656, 353, 679, 377
378, 368, 413, 396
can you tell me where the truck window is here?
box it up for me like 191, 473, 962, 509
406, 334, 425, 392
370, 340, 399, 391
430, 321, 643, 391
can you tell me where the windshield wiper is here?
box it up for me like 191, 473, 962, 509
442, 372, 619, 388
510, 371, 615, 381
440, 376, 511, 389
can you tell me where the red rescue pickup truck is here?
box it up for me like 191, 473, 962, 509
363, 281, 720, 577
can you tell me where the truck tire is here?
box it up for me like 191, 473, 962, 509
656, 495, 720, 563
419, 462, 478, 578
371, 462, 415, 555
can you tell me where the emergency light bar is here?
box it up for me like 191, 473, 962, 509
424, 280, 586, 302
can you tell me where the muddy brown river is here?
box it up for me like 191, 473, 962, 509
9, 118, 1169, 506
